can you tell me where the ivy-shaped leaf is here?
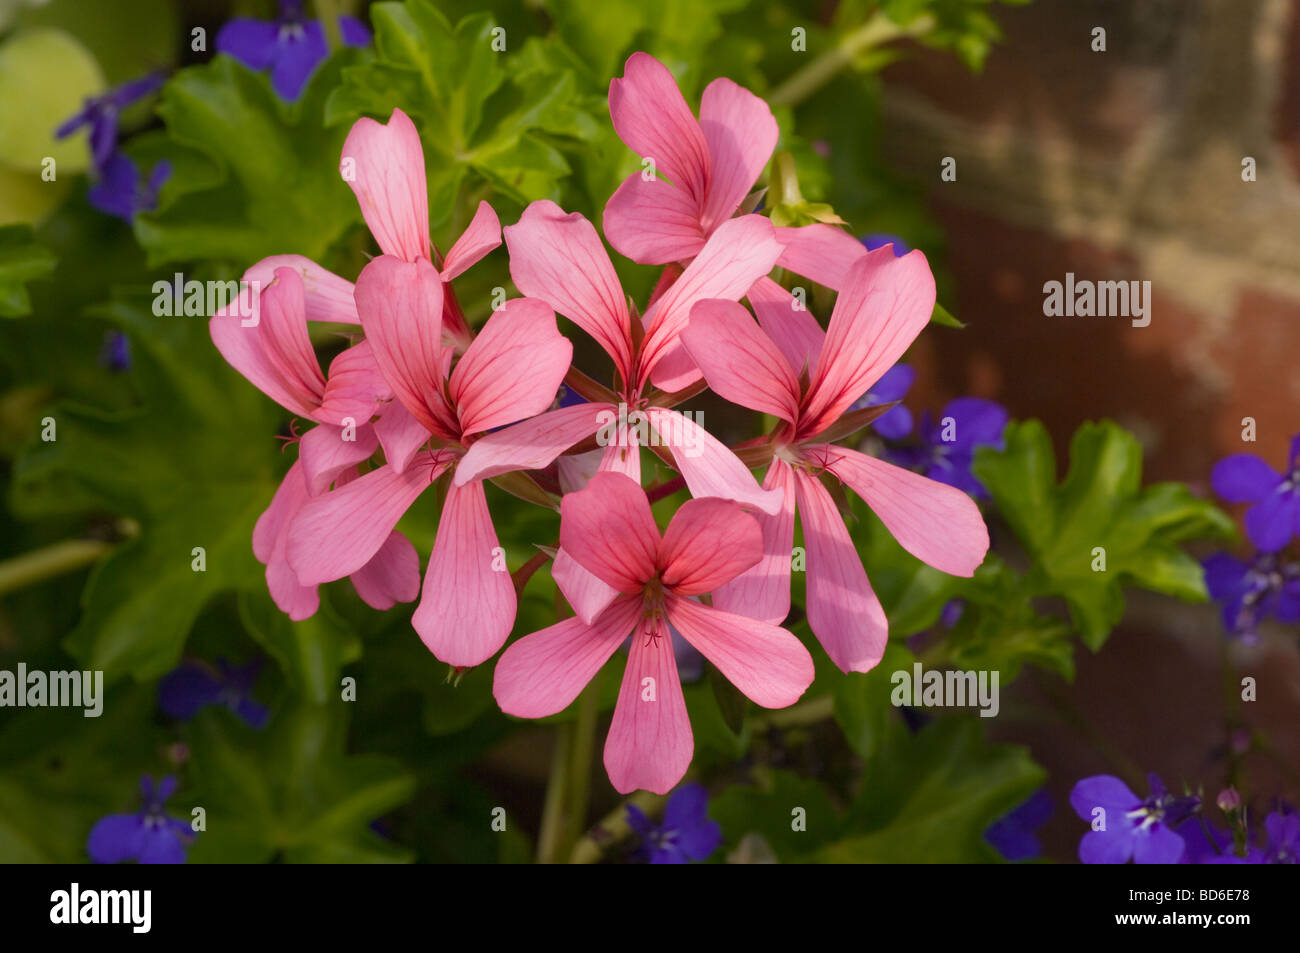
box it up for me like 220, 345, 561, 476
972, 419, 1235, 649
10, 299, 282, 681
135, 52, 363, 266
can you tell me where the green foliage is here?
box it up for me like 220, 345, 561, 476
0, 224, 55, 316
973, 420, 1235, 650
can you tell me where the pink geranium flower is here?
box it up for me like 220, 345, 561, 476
680, 246, 990, 673
494, 472, 815, 794
456, 199, 783, 512
271, 109, 572, 666
602, 52, 872, 387
209, 265, 420, 619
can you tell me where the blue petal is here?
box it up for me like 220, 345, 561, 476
136, 826, 188, 864
871, 405, 913, 440
869, 363, 916, 403
1078, 827, 1134, 864
158, 663, 225, 720
1245, 490, 1296, 552
1211, 454, 1280, 503
86, 153, 142, 222
232, 695, 270, 729
939, 397, 1008, 451
108, 71, 167, 109
625, 804, 655, 838
1070, 775, 1138, 819
650, 846, 687, 864
270, 21, 329, 101
87, 813, 146, 864
54, 106, 92, 140
861, 233, 911, 256
1132, 824, 1186, 864
663, 783, 710, 831
155, 775, 178, 803
89, 114, 119, 174
1202, 553, 1247, 602
339, 16, 372, 47
985, 820, 1041, 861
676, 819, 722, 861
216, 19, 280, 71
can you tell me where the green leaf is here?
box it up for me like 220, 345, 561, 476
10, 299, 282, 682
832, 641, 913, 760
0, 224, 56, 316
973, 420, 1235, 650
238, 590, 360, 705
326, 1, 593, 212
930, 301, 965, 328
822, 718, 1043, 862
135, 53, 364, 266
184, 702, 415, 863
710, 769, 842, 861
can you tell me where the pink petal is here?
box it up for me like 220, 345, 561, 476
604, 618, 693, 794
698, 77, 778, 233
315, 340, 392, 426
679, 298, 800, 422
823, 445, 988, 577
449, 297, 573, 436
713, 458, 797, 624
411, 479, 517, 666
608, 52, 710, 205
800, 248, 936, 439
659, 498, 762, 595
454, 402, 610, 485
747, 275, 825, 374
556, 447, 605, 493
645, 407, 783, 515
287, 452, 448, 584
255, 462, 320, 621
494, 595, 642, 718
350, 531, 421, 610
373, 399, 431, 474
642, 336, 703, 394
233, 255, 359, 324
640, 215, 782, 385
774, 223, 867, 290
559, 471, 660, 594
793, 468, 887, 673
602, 173, 706, 265
211, 269, 325, 418
340, 107, 431, 263
553, 546, 623, 626
597, 413, 642, 484
354, 255, 458, 439
441, 200, 502, 280
298, 421, 380, 496
504, 200, 634, 385
665, 594, 813, 708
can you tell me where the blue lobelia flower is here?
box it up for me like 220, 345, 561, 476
860, 233, 911, 256
1070, 773, 1199, 864
985, 788, 1052, 861
1202, 549, 1300, 642
849, 362, 915, 440
1178, 819, 1237, 863
1210, 434, 1300, 552
627, 783, 722, 864
86, 153, 171, 223
217, 0, 372, 102
891, 397, 1008, 498
158, 658, 269, 728
98, 330, 132, 372
55, 71, 166, 173
87, 775, 195, 864
1252, 811, 1299, 863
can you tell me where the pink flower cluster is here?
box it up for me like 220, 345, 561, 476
211, 53, 989, 794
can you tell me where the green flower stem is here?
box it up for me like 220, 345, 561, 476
536, 722, 572, 864
314, 0, 344, 51
561, 680, 600, 857
569, 790, 664, 864
0, 539, 113, 598
768, 11, 936, 108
